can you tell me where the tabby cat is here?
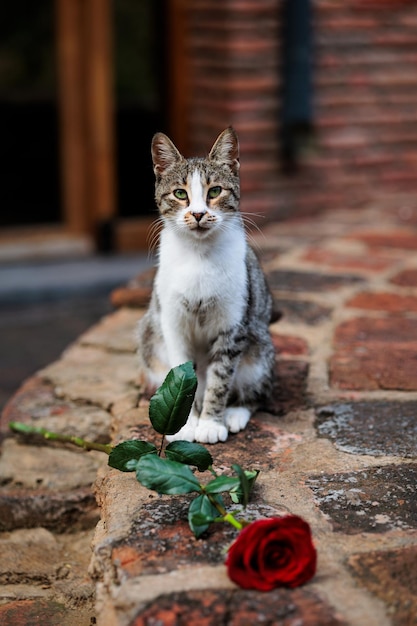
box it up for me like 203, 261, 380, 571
137, 127, 275, 444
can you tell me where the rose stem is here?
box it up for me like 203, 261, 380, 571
9, 421, 112, 454
204, 492, 244, 530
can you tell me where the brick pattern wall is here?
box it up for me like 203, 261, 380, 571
183, 0, 417, 220
184, 0, 281, 217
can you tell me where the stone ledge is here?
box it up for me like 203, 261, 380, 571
2, 202, 417, 625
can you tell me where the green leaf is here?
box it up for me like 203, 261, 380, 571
149, 362, 197, 435
165, 441, 213, 471
204, 475, 241, 494
135, 455, 201, 495
230, 469, 260, 504
108, 440, 157, 472
230, 463, 250, 506
188, 493, 224, 538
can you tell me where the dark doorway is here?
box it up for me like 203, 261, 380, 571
0, 0, 167, 229
0, 1, 60, 227
114, 0, 167, 219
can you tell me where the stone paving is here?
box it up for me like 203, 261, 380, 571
1, 200, 417, 625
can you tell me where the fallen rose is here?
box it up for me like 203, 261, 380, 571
225, 515, 317, 591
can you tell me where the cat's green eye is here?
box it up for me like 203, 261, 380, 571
173, 189, 188, 200
207, 186, 222, 200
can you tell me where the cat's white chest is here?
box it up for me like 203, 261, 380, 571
156, 228, 247, 330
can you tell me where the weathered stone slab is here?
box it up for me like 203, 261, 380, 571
112, 500, 284, 579
0, 529, 95, 624
0, 599, 94, 626
128, 587, 346, 626
349, 546, 417, 626
0, 485, 99, 532
0, 440, 104, 490
0, 440, 104, 531
308, 464, 417, 534
0, 528, 62, 585
0, 599, 69, 626
1, 376, 111, 443
79, 308, 140, 353
40, 345, 138, 410
315, 401, 417, 458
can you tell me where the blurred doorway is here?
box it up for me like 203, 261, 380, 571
0, 1, 60, 227
0, 0, 172, 252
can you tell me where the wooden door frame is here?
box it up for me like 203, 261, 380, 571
56, 0, 116, 250
54, 0, 188, 252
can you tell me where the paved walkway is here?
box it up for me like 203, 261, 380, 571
1, 200, 417, 625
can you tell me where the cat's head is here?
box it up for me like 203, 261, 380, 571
151, 127, 240, 240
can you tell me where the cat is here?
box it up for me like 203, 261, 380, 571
137, 127, 276, 444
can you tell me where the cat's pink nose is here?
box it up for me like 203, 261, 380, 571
193, 212, 205, 222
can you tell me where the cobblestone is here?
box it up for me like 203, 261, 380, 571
315, 401, 417, 458
1, 200, 417, 625
348, 546, 417, 626
307, 464, 417, 534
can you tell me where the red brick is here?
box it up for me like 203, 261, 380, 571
331, 317, 417, 390
380, 169, 417, 185
110, 286, 152, 309
349, 230, 417, 250
330, 347, 417, 391
130, 588, 345, 626
302, 248, 398, 272
271, 333, 309, 356
320, 16, 379, 30
110, 268, 156, 309
334, 317, 417, 346
0, 486, 99, 532
346, 291, 417, 313
390, 268, 417, 287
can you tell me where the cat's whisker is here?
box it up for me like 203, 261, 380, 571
240, 212, 265, 233
240, 211, 266, 219
147, 218, 164, 257
240, 214, 266, 251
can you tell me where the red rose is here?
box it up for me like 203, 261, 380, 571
225, 515, 317, 591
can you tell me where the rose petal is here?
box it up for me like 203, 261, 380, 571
225, 515, 317, 591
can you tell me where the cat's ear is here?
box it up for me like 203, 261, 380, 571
151, 133, 184, 176
208, 127, 240, 174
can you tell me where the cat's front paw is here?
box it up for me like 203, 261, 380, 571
195, 418, 228, 444
166, 413, 198, 443
225, 406, 251, 433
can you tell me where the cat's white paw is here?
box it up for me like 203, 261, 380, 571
166, 413, 198, 443
225, 407, 251, 433
195, 418, 228, 444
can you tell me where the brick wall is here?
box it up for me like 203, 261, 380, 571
184, 0, 281, 218
182, 0, 417, 220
